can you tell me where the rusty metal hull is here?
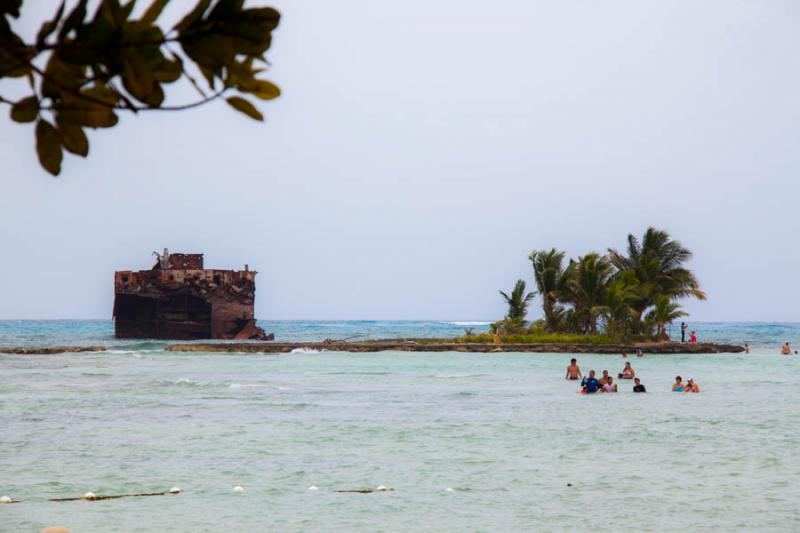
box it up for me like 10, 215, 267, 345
113, 253, 267, 340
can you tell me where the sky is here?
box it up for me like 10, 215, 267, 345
1, 0, 799, 322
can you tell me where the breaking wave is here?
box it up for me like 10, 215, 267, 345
290, 348, 327, 354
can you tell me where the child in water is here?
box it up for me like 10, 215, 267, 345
672, 376, 684, 392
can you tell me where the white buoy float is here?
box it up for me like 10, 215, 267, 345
233, 486, 244, 493
0, 495, 12, 503
375, 485, 389, 492
83, 492, 97, 501
445, 487, 455, 492
307, 485, 319, 491
169, 487, 181, 494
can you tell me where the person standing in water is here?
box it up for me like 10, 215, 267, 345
582, 370, 600, 394
781, 343, 792, 355
618, 362, 635, 379
684, 378, 701, 393
601, 377, 618, 393
565, 358, 582, 381
632, 378, 646, 392
744, 343, 750, 354
672, 376, 684, 392
681, 322, 688, 342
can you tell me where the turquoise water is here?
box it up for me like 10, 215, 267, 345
2, 322, 800, 532
1, 320, 799, 347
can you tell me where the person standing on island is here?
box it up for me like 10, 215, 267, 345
689, 331, 698, 343
633, 378, 646, 393
681, 322, 688, 342
566, 358, 582, 381
781, 342, 792, 355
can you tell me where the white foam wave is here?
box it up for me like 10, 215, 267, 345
290, 348, 326, 354
447, 321, 491, 326
228, 383, 262, 389
169, 378, 212, 386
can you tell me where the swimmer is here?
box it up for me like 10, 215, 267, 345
744, 343, 750, 354
618, 362, 635, 379
632, 377, 646, 393
622, 351, 627, 358
684, 378, 700, 393
565, 358, 582, 380
672, 376, 684, 392
582, 370, 600, 394
598, 370, 611, 386
781, 343, 792, 355
636, 349, 644, 358
601, 377, 617, 393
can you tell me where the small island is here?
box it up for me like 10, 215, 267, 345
168, 228, 744, 355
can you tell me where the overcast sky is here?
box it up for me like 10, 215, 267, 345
1, 0, 798, 321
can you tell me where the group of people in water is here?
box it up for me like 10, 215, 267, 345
565, 358, 700, 394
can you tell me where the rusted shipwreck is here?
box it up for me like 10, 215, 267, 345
113, 250, 270, 340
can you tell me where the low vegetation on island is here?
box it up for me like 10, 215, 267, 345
461, 227, 705, 345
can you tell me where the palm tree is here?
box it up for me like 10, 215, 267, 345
529, 249, 571, 332
608, 227, 705, 324
499, 279, 536, 330
564, 253, 614, 334
596, 270, 641, 340
647, 294, 688, 339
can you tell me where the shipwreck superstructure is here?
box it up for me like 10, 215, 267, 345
113, 250, 269, 340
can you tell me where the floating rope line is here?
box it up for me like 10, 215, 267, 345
335, 486, 394, 494
49, 491, 179, 502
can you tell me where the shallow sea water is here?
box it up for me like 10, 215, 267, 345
2, 322, 800, 532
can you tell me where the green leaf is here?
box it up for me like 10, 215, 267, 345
36, 1, 65, 48
10, 96, 39, 123
58, 0, 88, 39
210, 0, 244, 18
121, 50, 161, 105
242, 79, 280, 100
141, 0, 169, 25
152, 57, 181, 83
174, 0, 211, 32
57, 120, 89, 157
35, 120, 63, 176
77, 85, 120, 128
226, 96, 263, 121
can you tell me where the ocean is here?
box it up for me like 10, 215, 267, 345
2, 321, 799, 532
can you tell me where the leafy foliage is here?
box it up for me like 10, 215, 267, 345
1, 0, 281, 175
457, 332, 619, 345
529, 248, 570, 332
490, 227, 706, 342
497, 279, 535, 333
